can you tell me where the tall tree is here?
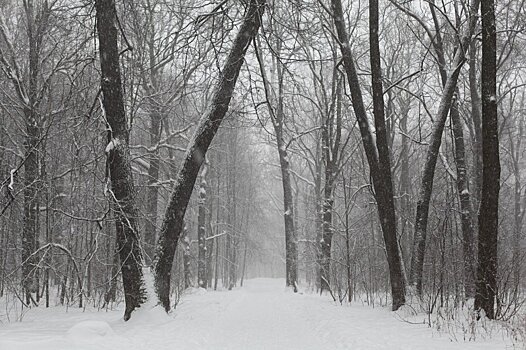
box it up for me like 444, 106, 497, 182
95, 0, 146, 321
0, 0, 51, 305
405, 0, 480, 295
154, 0, 266, 311
254, 27, 298, 291
475, 0, 500, 319
330, 0, 406, 310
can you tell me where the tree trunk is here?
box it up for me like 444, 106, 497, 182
409, 0, 480, 295
278, 140, 298, 291
182, 224, 191, 289
451, 95, 476, 298
469, 42, 483, 208
331, 0, 406, 310
153, 0, 265, 311
475, 0, 500, 319
22, 106, 39, 305
96, 0, 146, 321
369, 0, 406, 309
320, 176, 334, 292
254, 33, 298, 291
197, 162, 208, 288
144, 111, 162, 264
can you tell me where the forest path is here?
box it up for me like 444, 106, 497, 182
0, 278, 509, 350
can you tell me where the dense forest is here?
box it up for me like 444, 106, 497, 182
0, 0, 523, 334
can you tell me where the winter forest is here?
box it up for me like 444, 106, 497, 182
0, 0, 524, 348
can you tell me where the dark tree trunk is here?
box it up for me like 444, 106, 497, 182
96, 0, 146, 321
153, 0, 265, 311
475, 0, 500, 319
22, 106, 39, 305
331, 0, 406, 310
20, 0, 51, 306
369, 0, 406, 309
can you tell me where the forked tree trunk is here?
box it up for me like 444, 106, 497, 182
424, 6, 477, 298
409, 0, 480, 295
331, 0, 406, 310
96, 0, 146, 321
153, 0, 265, 311
475, 0, 500, 319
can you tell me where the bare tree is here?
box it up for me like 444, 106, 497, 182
95, 0, 146, 321
475, 0, 500, 319
403, 0, 480, 295
154, 0, 266, 311
330, 0, 406, 310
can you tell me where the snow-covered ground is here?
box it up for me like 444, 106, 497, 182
0, 278, 521, 349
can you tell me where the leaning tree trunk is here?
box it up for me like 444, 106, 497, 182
409, 0, 480, 295
425, 6, 476, 298
153, 0, 265, 312
475, 0, 500, 320
96, 0, 146, 321
331, 0, 406, 310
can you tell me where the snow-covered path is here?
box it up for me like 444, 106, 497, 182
0, 279, 514, 349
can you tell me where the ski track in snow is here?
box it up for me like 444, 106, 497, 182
0, 278, 516, 350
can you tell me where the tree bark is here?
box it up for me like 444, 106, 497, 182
475, 0, 500, 319
96, 0, 146, 321
153, 0, 265, 311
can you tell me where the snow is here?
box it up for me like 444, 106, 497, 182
0, 279, 518, 350
105, 138, 121, 153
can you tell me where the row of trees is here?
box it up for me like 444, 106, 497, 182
0, 0, 521, 323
